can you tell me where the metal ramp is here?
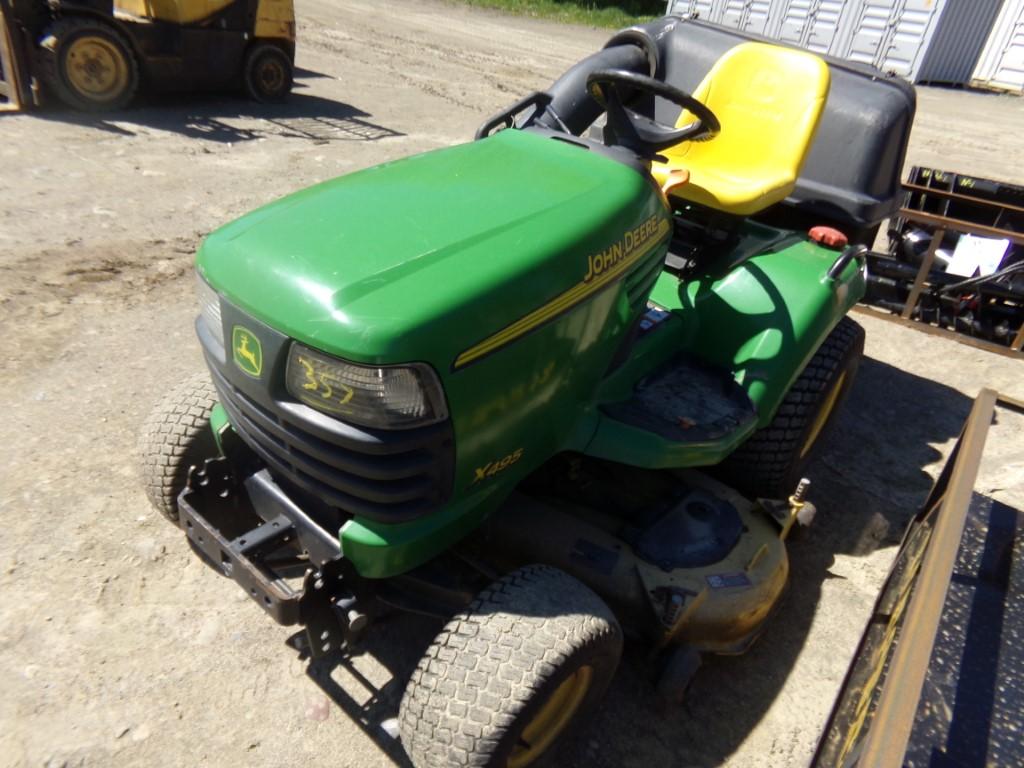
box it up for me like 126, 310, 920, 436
812, 391, 1024, 767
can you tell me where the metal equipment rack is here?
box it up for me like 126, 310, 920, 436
858, 168, 1024, 358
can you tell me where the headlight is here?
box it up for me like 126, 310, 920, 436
196, 272, 224, 349
286, 343, 448, 430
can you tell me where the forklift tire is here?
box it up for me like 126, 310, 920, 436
139, 372, 220, 525
243, 44, 293, 103
717, 316, 865, 500
398, 565, 622, 768
39, 17, 139, 111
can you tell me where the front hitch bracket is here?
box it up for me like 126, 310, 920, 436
178, 458, 362, 657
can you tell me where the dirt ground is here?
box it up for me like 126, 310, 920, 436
1, 1, 1022, 767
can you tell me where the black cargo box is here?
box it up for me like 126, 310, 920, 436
633, 18, 917, 242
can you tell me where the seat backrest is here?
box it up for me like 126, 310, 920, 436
659, 41, 829, 210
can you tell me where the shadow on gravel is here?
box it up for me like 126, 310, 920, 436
299, 614, 441, 768
296, 353, 978, 768
812, 355, 975, 553
18, 69, 404, 145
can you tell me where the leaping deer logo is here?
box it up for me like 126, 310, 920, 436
232, 327, 262, 377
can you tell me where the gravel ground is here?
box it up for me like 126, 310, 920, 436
1, 2, 1022, 767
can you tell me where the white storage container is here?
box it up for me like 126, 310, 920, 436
972, 0, 1024, 93
665, 0, 1016, 87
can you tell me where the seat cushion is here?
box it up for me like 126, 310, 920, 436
652, 42, 829, 216
668, 164, 798, 217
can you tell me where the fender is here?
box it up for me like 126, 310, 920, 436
671, 237, 865, 426
580, 228, 865, 470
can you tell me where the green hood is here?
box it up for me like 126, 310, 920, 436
197, 129, 653, 368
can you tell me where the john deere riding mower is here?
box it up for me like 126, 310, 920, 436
7, 0, 294, 110
139, 16, 914, 768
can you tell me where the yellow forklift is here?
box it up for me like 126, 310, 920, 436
2, 0, 295, 110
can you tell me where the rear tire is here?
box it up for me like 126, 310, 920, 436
138, 372, 219, 524
717, 317, 865, 499
243, 43, 293, 102
398, 565, 622, 768
39, 17, 139, 111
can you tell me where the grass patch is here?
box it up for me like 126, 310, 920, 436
453, 0, 665, 28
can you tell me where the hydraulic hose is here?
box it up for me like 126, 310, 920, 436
936, 261, 1024, 294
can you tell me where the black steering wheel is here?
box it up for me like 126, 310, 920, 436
586, 69, 720, 158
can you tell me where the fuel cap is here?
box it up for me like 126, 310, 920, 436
808, 226, 849, 249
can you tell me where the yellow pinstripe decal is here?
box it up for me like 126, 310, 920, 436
453, 217, 670, 369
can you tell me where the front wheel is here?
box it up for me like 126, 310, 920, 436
399, 565, 622, 768
718, 316, 865, 499
243, 43, 293, 102
138, 372, 220, 524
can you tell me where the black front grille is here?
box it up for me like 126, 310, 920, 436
207, 361, 455, 525
197, 297, 455, 523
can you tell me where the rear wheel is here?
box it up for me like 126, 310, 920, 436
399, 565, 622, 768
718, 317, 865, 499
138, 372, 219, 524
39, 17, 139, 111
243, 43, 293, 102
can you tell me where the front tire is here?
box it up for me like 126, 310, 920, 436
399, 565, 622, 768
243, 43, 293, 102
39, 17, 139, 111
138, 372, 219, 524
718, 316, 865, 499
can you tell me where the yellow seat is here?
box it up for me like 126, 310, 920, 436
651, 42, 830, 217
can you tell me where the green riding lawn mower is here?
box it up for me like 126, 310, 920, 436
139, 16, 915, 768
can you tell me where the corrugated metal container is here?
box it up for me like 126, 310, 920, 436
767, 0, 856, 53
719, 0, 748, 28
671, 0, 722, 23
972, 0, 1024, 93
835, 0, 947, 79
806, 0, 856, 54
916, 0, 1004, 84
665, 0, 1019, 87
771, 1, 819, 46
671, 0, 771, 31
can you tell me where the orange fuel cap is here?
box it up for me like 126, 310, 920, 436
808, 226, 848, 249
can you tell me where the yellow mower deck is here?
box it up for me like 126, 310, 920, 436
480, 469, 806, 656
